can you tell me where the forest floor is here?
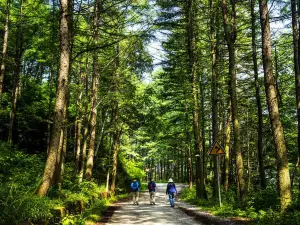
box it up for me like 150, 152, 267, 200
95, 184, 251, 225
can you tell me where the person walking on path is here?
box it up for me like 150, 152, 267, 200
166, 178, 177, 207
148, 178, 156, 205
130, 178, 140, 205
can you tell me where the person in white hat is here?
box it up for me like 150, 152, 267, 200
166, 178, 177, 207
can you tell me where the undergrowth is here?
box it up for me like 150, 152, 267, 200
180, 186, 300, 224
0, 142, 128, 225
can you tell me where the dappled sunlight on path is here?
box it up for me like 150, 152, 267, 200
102, 184, 204, 225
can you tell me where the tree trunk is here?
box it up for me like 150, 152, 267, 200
47, 66, 54, 154
85, 0, 101, 181
72, 58, 87, 182
8, 0, 23, 145
274, 46, 282, 106
110, 40, 121, 193
291, 0, 300, 193
54, 98, 68, 188
220, 0, 246, 199
250, 0, 266, 188
224, 102, 231, 191
36, 0, 70, 196
78, 57, 90, 184
185, 0, 206, 199
110, 108, 120, 194
0, 0, 10, 94
258, 0, 292, 210
210, 0, 219, 198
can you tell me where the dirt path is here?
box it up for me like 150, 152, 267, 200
99, 184, 250, 225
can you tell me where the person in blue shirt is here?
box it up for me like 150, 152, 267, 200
130, 178, 140, 205
148, 178, 156, 205
166, 178, 177, 207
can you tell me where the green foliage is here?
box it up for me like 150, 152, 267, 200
0, 190, 57, 225
61, 215, 85, 225
0, 142, 125, 224
254, 210, 300, 225
61, 182, 106, 206
119, 150, 145, 180
181, 186, 282, 222
0, 142, 44, 190
246, 186, 280, 211
83, 199, 109, 222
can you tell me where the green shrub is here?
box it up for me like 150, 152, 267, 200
246, 186, 279, 211
83, 199, 108, 222
0, 191, 56, 225
61, 215, 85, 225
255, 210, 300, 225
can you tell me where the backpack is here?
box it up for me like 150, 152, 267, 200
131, 181, 139, 192
167, 183, 176, 193
148, 182, 154, 191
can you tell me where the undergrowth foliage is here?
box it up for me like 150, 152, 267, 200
0, 142, 128, 224
180, 186, 300, 224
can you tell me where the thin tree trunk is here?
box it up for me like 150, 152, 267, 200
220, 0, 246, 199
106, 170, 110, 192
291, 156, 300, 187
110, 116, 121, 193
246, 112, 251, 191
95, 109, 107, 157
210, 0, 219, 198
72, 68, 84, 181
36, 0, 70, 196
54, 97, 68, 189
78, 108, 89, 183
186, 0, 206, 199
0, 0, 10, 94
200, 74, 207, 199
224, 102, 231, 191
85, 0, 101, 181
47, 66, 54, 154
274, 46, 282, 106
291, 0, 300, 193
8, 0, 23, 145
250, 0, 266, 188
258, 0, 292, 210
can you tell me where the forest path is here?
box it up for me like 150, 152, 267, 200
98, 183, 248, 225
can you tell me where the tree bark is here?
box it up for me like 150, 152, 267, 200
210, 0, 219, 198
258, 0, 292, 210
250, 0, 266, 188
186, 0, 206, 199
291, 0, 300, 193
224, 102, 231, 191
8, 0, 23, 145
85, 0, 101, 181
0, 0, 10, 94
274, 46, 282, 106
110, 106, 121, 193
36, 0, 70, 196
220, 0, 245, 199
78, 56, 90, 184
72, 58, 88, 182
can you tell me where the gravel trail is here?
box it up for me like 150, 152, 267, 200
100, 183, 250, 225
